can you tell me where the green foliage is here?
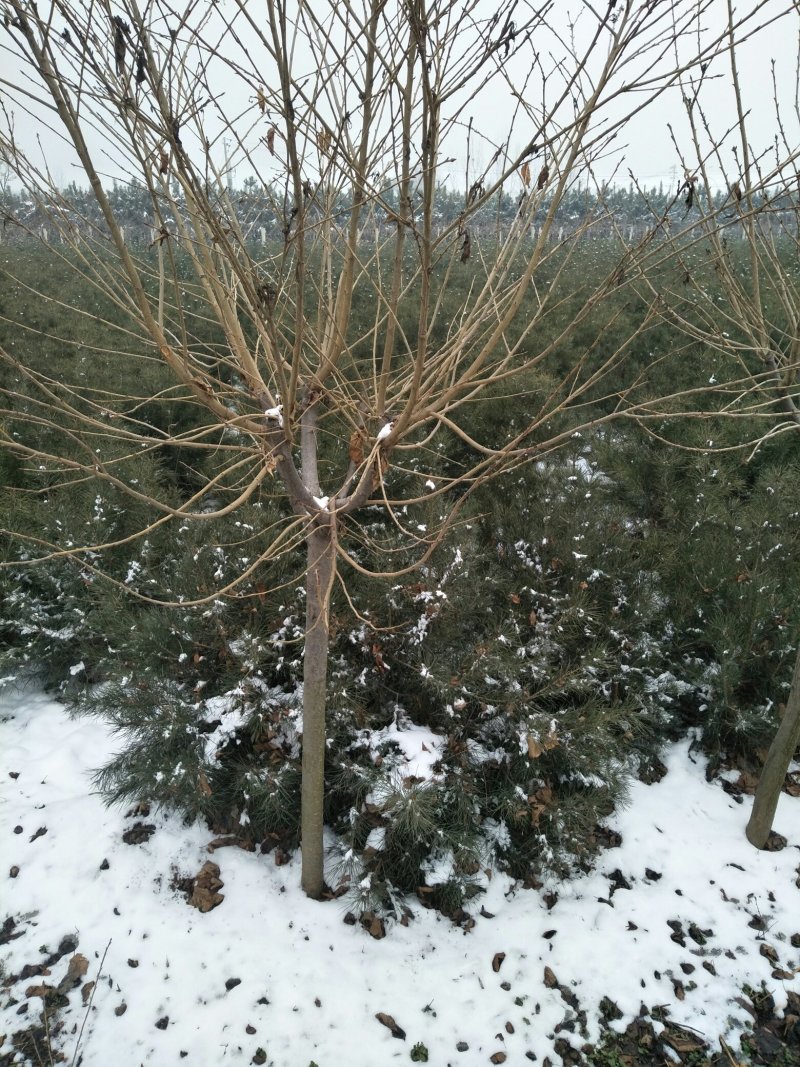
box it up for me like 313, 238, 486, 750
2, 243, 799, 920
593, 425, 800, 764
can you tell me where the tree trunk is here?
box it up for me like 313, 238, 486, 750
745, 644, 800, 848
300, 521, 335, 898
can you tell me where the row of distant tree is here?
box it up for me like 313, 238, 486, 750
1, 176, 786, 248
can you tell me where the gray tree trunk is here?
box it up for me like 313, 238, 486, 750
745, 644, 800, 848
300, 520, 335, 898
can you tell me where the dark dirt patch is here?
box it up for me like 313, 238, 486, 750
582, 987, 800, 1066
0, 934, 82, 1067
121, 822, 156, 845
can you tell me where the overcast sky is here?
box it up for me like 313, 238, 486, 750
1, 0, 797, 195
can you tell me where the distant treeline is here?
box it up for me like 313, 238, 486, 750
1, 177, 794, 248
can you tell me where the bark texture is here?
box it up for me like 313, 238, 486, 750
300, 521, 335, 898
746, 645, 800, 848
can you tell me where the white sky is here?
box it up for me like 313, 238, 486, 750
1, 0, 798, 194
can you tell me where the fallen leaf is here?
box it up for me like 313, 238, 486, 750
492, 952, 506, 973
760, 943, 779, 964
207, 835, 255, 853
64, 953, 89, 987
367, 914, 386, 940
25, 984, 54, 998
735, 771, 759, 795
527, 736, 543, 759
189, 860, 224, 912
543, 966, 558, 988
375, 1012, 406, 1039
663, 1029, 706, 1054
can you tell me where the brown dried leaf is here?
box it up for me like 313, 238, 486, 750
663, 1030, 706, 1054
368, 915, 386, 940
266, 126, 276, 155
527, 736, 543, 759
375, 1011, 406, 1039
520, 161, 531, 187
735, 770, 760, 795
256, 87, 266, 115
207, 835, 255, 853
66, 953, 89, 983
490, 1053, 507, 1064
348, 429, 366, 465
317, 128, 331, 155
53, 952, 90, 995
189, 860, 224, 912
25, 984, 54, 998
537, 164, 549, 190
543, 965, 558, 988
492, 951, 506, 973
159, 149, 169, 175
760, 942, 779, 964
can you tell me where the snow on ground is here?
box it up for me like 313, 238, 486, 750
1, 686, 799, 1066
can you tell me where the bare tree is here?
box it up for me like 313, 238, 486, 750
0, 0, 783, 897
633, 0, 800, 847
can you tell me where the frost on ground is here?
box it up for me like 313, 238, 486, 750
1, 687, 799, 1067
